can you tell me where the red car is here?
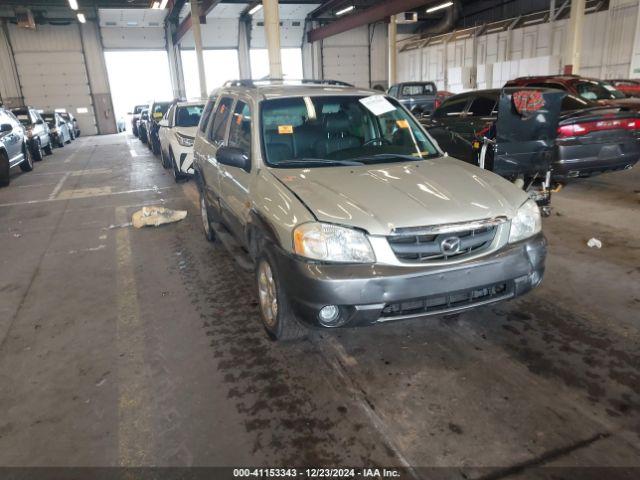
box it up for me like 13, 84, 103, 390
606, 79, 640, 98
505, 75, 640, 110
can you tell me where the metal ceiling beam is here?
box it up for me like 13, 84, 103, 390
173, 0, 222, 44
307, 0, 432, 43
307, 0, 348, 19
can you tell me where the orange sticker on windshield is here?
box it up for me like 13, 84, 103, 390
278, 125, 293, 134
396, 119, 410, 129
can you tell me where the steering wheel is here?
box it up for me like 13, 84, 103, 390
362, 137, 392, 147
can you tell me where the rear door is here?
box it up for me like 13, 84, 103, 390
201, 96, 235, 209
219, 96, 253, 241
0, 110, 23, 163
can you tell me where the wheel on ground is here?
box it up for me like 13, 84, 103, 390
0, 152, 9, 187
256, 251, 306, 341
69, 128, 75, 140
19, 144, 34, 172
32, 140, 44, 162
200, 190, 216, 242
171, 152, 184, 181
43, 138, 53, 155
140, 132, 147, 144
57, 136, 64, 148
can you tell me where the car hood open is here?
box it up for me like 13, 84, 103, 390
269, 158, 526, 236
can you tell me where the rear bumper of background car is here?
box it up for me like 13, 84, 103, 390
274, 233, 546, 328
555, 140, 640, 179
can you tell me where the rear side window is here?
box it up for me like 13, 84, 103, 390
467, 94, 498, 116
561, 94, 591, 112
199, 98, 216, 133
401, 84, 436, 96
526, 82, 566, 91
433, 96, 469, 118
209, 97, 234, 143
228, 100, 252, 156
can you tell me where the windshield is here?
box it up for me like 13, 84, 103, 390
561, 94, 592, 112
576, 81, 625, 100
175, 105, 204, 127
59, 113, 70, 120
152, 103, 171, 120
260, 95, 438, 168
134, 105, 146, 114
42, 114, 55, 127
13, 110, 31, 126
401, 84, 436, 96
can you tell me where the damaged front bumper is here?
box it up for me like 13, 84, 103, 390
274, 233, 546, 327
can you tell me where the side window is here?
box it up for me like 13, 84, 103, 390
165, 106, 175, 126
388, 86, 398, 97
228, 100, 252, 157
526, 82, 565, 91
433, 96, 469, 118
467, 94, 498, 117
199, 97, 216, 133
208, 96, 234, 144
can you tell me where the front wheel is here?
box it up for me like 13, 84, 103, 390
19, 145, 34, 172
57, 136, 65, 148
32, 140, 44, 162
43, 137, 53, 155
256, 251, 306, 341
200, 189, 216, 242
0, 152, 9, 187
171, 151, 184, 181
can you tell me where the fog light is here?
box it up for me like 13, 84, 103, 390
318, 305, 340, 326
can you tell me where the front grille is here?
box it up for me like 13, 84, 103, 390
380, 282, 511, 320
388, 225, 497, 262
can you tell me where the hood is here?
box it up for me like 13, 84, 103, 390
175, 126, 197, 137
269, 158, 526, 236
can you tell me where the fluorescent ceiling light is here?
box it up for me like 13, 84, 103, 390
77, 12, 86, 23
426, 1, 453, 13
68, 0, 78, 10
248, 4, 263, 15
159, 0, 169, 8
151, 1, 160, 8
336, 5, 354, 16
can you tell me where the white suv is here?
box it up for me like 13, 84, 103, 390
158, 100, 205, 181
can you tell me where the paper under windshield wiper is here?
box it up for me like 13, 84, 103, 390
274, 158, 365, 167
352, 153, 439, 163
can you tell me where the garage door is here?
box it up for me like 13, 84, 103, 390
8, 24, 97, 136
322, 27, 370, 88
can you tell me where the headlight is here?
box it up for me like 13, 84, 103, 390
176, 133, 194, 147
509, 199, 542, 243
293, 222, 375, 263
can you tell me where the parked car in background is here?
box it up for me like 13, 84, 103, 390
130, 104, 147, 137
605, 79, 640, 98
0, 107, 33, 187
116, 117, 126, 133
146, 100, 172, 155
42, 112, 72, 148
193, 80, 546, 340
158, 100, 204, 181
138, 108, 149, 144
387, 81, 439, 116
59, 112, 80, 138
505, 75, 640, 110
427, 88, 640, 183
11, 106, 53, 161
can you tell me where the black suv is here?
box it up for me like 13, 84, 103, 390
0, 107, 33, 187
146, 101, 172, 155
11, 107, 53, 161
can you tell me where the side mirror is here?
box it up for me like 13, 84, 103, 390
159, 119, 169, 127
217, 146, 250, 172
0, 124, 12, 133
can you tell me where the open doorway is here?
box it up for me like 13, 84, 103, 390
104, 50, 173, 131
250, 48, 303, 79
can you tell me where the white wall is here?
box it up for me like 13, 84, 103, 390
398, 0, 640, 92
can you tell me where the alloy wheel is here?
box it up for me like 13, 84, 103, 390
257, 260, 278, 328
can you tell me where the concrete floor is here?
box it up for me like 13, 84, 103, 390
0, 134, 639, 476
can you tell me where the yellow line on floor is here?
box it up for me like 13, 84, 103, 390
114, 205, 152, 466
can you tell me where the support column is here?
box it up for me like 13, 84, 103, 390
388, 15, 397, 86
166, 21, 186, 98
564, 0, 585, 74
238, 16, 252, 79
0, 20, 23, 108
190, 0, 208, 98
263, 0, 282, 78
628, 0, 640, 77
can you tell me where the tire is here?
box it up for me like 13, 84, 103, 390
152, 138, 160, 156
69, 129, 75, 140
200, 189, 216, 242
31, 139, 44, 162
65, 132, 71, 144
256, 250, 307, 341
161, 147, 170, 169
171, 151, 184, 181
19, 144, 34, 172
0, 151, 9, 187
140, 130, 147, 144
57, 135, 65, 148
43, 137, 53, 155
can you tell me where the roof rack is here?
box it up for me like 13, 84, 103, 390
223, 78, 354, 88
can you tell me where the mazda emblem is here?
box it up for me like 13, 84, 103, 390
440, 236, 461, 255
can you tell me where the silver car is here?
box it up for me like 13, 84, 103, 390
193, 80, 546, 340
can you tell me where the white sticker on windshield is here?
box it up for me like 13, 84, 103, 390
359, 95, 396, 116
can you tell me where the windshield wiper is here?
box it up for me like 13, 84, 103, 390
352, 153, 440, 163
274, 158, 365, 167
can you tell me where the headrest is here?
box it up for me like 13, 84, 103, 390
324, 112, 350, 132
